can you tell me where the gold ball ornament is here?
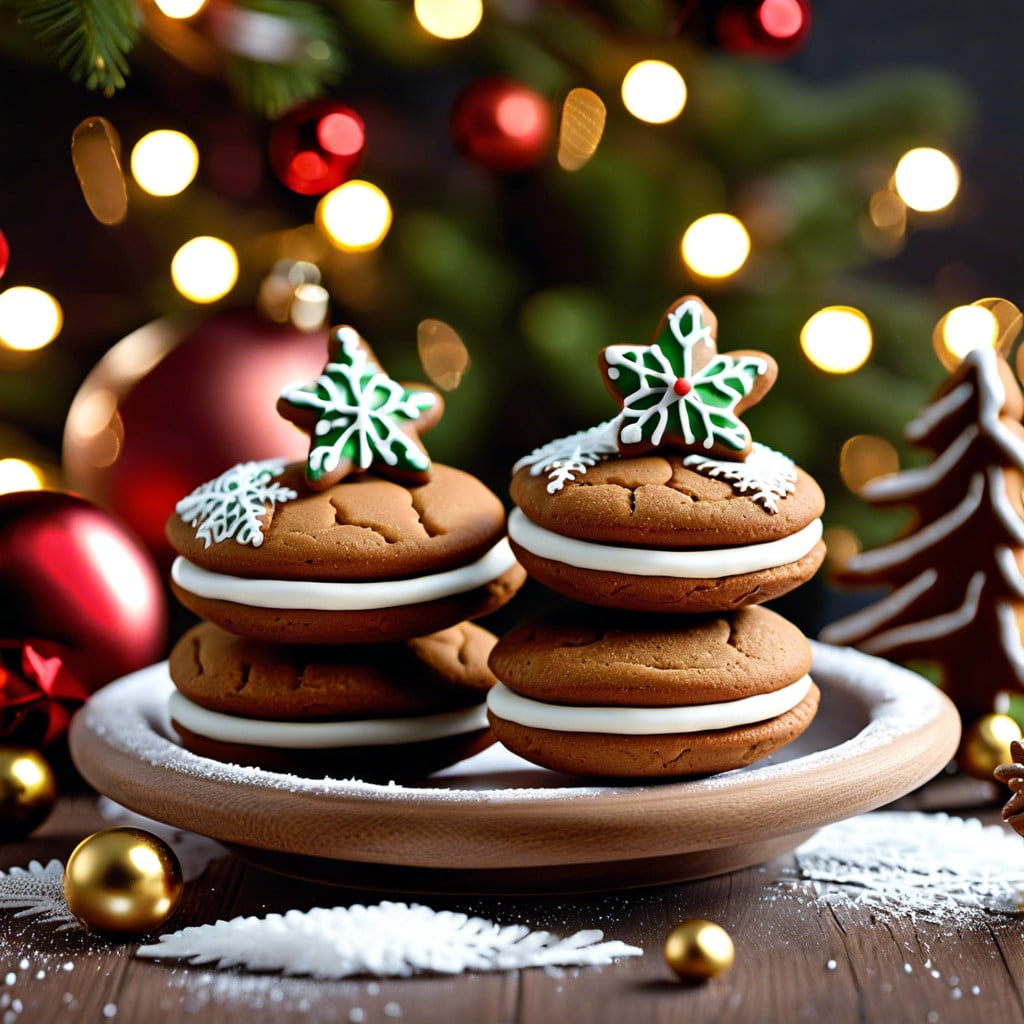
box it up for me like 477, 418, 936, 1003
0, 746, 57, 838
961, 713, 1023, 782
63, 827, 183, 933
664, 919, 735, 982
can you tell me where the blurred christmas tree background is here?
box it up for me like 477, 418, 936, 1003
0, 0, 1017, 634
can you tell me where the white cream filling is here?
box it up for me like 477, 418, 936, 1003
168, 691, 490, 749
507, 507, 822, 579
486, 676, 813, 735
171, 538, 516, 611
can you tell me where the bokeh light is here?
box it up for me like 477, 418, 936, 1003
170, 237, 238, 303
0, 458, 44, 494
680, 214, 751, 279
130, 130, 199, 197
414, 0, 482, 39
893, 147, 960, 213
758, 0, 805, 38
800, 306, 872, 374
152, 0, 208, 17
0, 286, 63, 351
558, 88, 606, 172
823, 525, 861, 575
418, 318, 471, 391
840, 435, 900, 493
317, 180, 393, 252
936, 305, 999, 367
868, 189, 906, 237
621, 60, 687, 124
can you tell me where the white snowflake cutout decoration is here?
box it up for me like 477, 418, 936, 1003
176, 459, 297, 548
600, 298, 774, 456
0, 860, 79, 930
137, 901, 642, 979
684, 442, 798, 513
512, 419, 621, 493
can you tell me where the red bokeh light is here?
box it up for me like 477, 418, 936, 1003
317, 112, 365, 156
758, 0, 804, 39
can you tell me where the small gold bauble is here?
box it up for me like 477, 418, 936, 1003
962, 713, 1023, 782
664, 919, 735, 981
63, 827, 183, 934
0, 746, 57, 838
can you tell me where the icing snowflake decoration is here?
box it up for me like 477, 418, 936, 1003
601, 297, 773, 456
0, 859, 79, 930
278, 326, 439, 489
176, 460, 297, 548
513, 419, 621, 493
684, 443, 798, 513
137, 901, 642, 979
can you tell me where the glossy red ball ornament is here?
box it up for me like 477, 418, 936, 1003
450, 77, 552, 174
0, 227, 8, 280
0, 492, 166, 695
63, 309, 330, 566
269, 100, 366, 195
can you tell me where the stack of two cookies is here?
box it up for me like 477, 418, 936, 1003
486, 297, 825, 778
164, 326, 524, 779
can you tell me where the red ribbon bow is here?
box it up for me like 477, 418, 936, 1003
0, 642, 89, 747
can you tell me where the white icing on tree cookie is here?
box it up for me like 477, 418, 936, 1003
176, 460, 297, 548
512, 419, 621, 493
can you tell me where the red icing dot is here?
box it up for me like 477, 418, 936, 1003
673, 377, 692, 396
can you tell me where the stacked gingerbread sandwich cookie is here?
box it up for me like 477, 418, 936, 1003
165, 325, 525, 779
487, 296, 824, 778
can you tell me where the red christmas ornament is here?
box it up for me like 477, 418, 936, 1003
0, 642, 88, 747
0, 492, 166, 694
0, 227, 8, 280
63, 309, 330, 565
675, 0, 812, 57
269, 100, 366, 195
450, 77, 552, 174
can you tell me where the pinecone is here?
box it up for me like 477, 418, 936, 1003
995, 739, 1024, 835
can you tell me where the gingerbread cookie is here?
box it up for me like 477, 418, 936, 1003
168, 460, 525, 643
168, 621, 500, 778
486, 605, 819, 778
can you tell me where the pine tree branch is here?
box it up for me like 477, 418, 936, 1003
9, 0, 138, 94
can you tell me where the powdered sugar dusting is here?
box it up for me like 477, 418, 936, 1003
786, 811, 1024, 923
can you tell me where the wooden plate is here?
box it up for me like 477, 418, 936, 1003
69, 642, 960, 895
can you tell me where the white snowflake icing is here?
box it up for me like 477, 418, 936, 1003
683, 442, 797, 513
176, 459, 297, 549
136, 902, 642, 979
512, 419, 621, 493
0, 860, 78, 930
279, 326, 437, 482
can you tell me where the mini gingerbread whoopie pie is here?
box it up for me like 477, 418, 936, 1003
167, 620, 499, 779
167, 325, 525, 644
486, 604, 819, 778
508, 296, 825, 613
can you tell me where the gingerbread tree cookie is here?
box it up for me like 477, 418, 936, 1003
821, 347, 1024, 723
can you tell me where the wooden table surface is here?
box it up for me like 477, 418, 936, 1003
2, 786, 1022, 1024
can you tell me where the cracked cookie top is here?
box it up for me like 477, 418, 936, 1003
510, 452, 823, 549
167, 461, 507, 581
170, 620, 497, 720
488, 604, 811, 706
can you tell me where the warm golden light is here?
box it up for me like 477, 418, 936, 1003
558, 88, 606, 172
800, 306, 872, 374
170, 237, 238, 303
940, 305, 999, 363
11, 755, 45, 787
0, 459, 45, 494
840, 435, 900, 493
0, 286, 63, 351
823, 525, 861, 575
130, 130, 199, 196
868, 189, 906, 236
893, 147, 960, 213
680, 214, 750, 279
317, 180, 393, 252
414, 0, 482, 39
418, 318, 470, 391
621, 60, 687, 124
153, 0, 208, 16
